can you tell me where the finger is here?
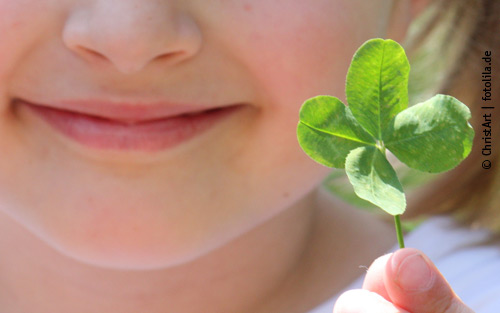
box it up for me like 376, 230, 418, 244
384, 248, 475, 313
362, 252, 392, 301
333, 289, 409, 313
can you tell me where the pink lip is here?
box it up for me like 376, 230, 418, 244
26, 99, 226, 123
18, 99, 245, 152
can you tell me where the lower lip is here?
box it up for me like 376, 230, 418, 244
19, 100, 244, 152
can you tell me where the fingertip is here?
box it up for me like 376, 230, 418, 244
388, 248, 436, 293
384, 248, 468, 312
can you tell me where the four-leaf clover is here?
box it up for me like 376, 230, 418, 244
296, 38, 474, 247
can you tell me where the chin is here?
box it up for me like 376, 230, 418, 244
44, 222, 231, 270
47, 236, 208, 271
3, 205, 233, 270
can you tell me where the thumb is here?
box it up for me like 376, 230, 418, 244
384, 248, 474, 313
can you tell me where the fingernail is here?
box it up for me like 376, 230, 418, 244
395, 253, 434, 292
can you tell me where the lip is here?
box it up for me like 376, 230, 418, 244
17, 99, 245, 152
20, 99, 227, 124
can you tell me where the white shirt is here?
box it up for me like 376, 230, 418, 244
307, 216, 500, 313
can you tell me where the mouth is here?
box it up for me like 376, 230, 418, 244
16, 98, 233, 124
16, 98, 246, 152
24, 102, 228, 125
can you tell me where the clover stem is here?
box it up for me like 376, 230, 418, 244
378, 142, 404, 248
394, 215, 405, 248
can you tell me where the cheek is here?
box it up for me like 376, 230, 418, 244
218, 0, 384, 106
0, 1, 56, 82
212, 0, 385, 195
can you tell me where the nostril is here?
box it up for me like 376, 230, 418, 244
155, 50, 189, 66
76, 45, 108, 63
158, 51, 181, 60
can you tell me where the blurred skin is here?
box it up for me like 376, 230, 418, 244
0, 0, 454, 312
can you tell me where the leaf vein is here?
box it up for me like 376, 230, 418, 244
299, 121, 376, 146
377, 43, 386, 140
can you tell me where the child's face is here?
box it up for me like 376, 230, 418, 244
0, 0, 393, 269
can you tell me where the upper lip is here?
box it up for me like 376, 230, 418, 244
16, 98, 232, 124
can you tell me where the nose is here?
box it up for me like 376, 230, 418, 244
62, 1, 202, 74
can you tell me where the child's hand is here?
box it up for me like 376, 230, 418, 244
333, 248, 474, 313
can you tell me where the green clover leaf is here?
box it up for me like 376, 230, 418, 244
297, 95, 375, 168
346, 38, 410, 140
296, 38, 475, 248
383, 94, 474, 173
345, 146, 406, 215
